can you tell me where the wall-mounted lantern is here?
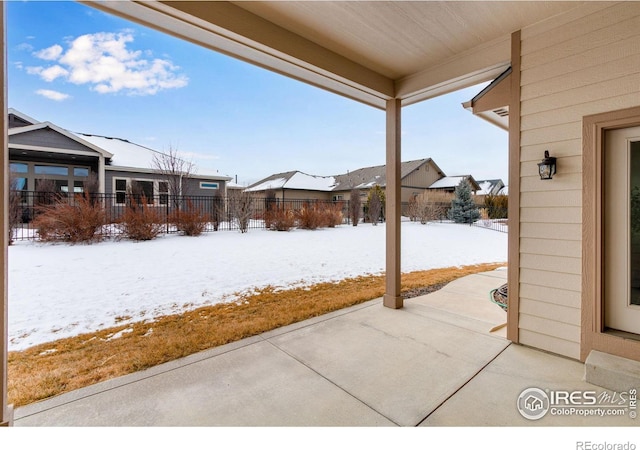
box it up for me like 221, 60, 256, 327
538, 150, 557, 180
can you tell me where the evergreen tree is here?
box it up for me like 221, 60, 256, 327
366, 185, 385, 225
448, 179, 480, 223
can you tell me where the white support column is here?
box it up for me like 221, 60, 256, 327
384, 98, 403, 309
98, 156, 106, 194
1, 2, 13, 427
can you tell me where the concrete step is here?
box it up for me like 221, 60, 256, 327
585, 350, 640, 391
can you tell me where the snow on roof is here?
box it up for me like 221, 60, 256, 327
246, 171, 336, 192
75, 133, 223, 178
245, 177, 289, 192
285, 172, 336, 191
476, 179, 503, 196
429, 176, 468, 189
77, 134, 157, 168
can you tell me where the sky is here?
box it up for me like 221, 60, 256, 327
7, 0, 509, 186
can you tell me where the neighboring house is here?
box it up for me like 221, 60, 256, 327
244, 170, 336, 201
427, 175, 481, 194
246, 158, 446, 204
475, 179, 505, 197
332, 158, 446, 204
8, 109, 231, 204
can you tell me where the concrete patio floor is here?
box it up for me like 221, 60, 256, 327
12, 268, 638, 426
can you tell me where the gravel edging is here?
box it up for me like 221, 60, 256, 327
402, 281, 450, 300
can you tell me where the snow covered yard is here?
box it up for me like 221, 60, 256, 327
8, 221, 507, 351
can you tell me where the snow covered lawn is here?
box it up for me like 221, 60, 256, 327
8, 221, 507, 351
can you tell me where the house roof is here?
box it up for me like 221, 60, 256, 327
429, 175, 481, 191
9, 120, 114, 159
476, 179, 505, 196
245, 171, 336, 192
93, 2, 578, 109
462, 67, 511, 131
333, 158, 442, 191
76, 133, 230, 181
247, 158, 442, 193
8, 108, 39, 127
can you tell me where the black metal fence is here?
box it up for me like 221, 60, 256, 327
9, 191, 508, 241
9, 192, 357, 240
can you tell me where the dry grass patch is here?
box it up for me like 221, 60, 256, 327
8, 262, 504, 407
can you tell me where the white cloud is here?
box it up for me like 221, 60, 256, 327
16, 42, 34, 52
39, 65, 69, 82
36, 89, 70, 101
34, 44, 63, 61
30, 31, 188, 96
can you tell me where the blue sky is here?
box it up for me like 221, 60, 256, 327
7, 1, 508, 186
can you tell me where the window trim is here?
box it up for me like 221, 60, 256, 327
582, 106, 640, 363
199, 181, 219, 190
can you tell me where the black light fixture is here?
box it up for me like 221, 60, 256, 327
538, 150, 557, 180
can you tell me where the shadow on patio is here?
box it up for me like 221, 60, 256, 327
12, 269, 636, 426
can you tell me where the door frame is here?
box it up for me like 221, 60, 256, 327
582, 106, 640, 362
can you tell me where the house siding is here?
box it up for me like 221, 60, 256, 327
11, 128, 92, 152
105, 169, 226, 196
517, 2, 640, 359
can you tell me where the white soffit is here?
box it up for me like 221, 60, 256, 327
86, 1, 580, 108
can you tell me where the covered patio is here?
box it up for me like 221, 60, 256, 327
11, 269, 633, 426
3, 1, 640, 427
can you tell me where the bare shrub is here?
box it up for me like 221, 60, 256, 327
267, 206, 296, 231
211, 190, 224, 231
33, 193, 105, 243
83, 172, 100, 195
263, 190, 277, 230
151, 145, 196, 208
170, 199, 209, 236
296, 202, 323, 230
407, 196, 419, 222
411, 194, 448, 224
231, 191, 254, 233
349, 188, 361, 226
118, 195, 163, 241
34, 179, 58, 207
322, 202, 344, 228
8, 174, 23, 244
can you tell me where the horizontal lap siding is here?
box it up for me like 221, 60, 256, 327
518, 2, 640, 359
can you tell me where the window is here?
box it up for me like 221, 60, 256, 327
10, 162, 28, 173
159, 182, 169, 205
137, 181, 154, 204
74, 167, 90, 177
115, 179, 127, 204
200, 182, 219, 190
332, 195, 343, 201
35, 165, 68, 176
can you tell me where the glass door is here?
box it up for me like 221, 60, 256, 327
604, 126, 640, 335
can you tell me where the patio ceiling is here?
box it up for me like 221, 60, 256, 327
86, 0, 580, 108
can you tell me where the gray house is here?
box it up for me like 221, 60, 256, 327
8, 109, 231, 203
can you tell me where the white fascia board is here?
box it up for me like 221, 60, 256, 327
86, 0, 393, 109
106, 165, 232, 181
397, 36, 511, 106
